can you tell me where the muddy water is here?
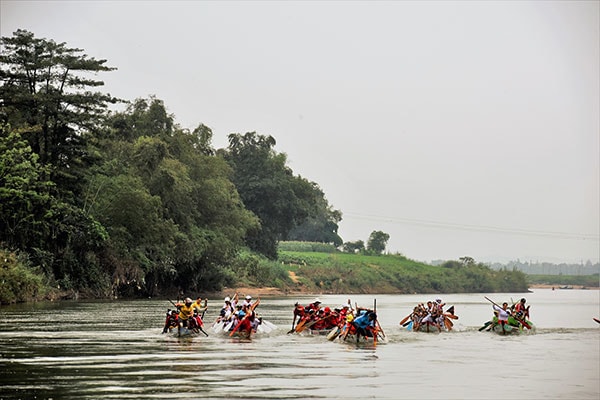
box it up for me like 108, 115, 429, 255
0, 289, 598, 399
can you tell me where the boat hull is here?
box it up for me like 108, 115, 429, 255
490, 321, 535, 335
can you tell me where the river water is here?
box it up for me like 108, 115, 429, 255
0, 289, 598, 399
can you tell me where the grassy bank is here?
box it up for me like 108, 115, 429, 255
235, 250, 531, 294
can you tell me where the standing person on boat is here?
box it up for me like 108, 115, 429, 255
493, 302, 512, 335
177, 298, 195, 330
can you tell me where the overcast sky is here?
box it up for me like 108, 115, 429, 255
2, 1, 599, 264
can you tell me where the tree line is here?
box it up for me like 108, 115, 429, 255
0, 30, 344, 300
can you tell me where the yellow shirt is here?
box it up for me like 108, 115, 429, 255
193, 300, 206, 313
179, 303, 194, 320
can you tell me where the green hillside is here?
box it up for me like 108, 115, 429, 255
240, 249, 531, 294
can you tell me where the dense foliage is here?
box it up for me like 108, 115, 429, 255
0, 31, 341, 301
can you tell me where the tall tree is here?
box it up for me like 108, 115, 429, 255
0, 30, 119, 293
0, 29, 119, 199
287, 184, 343, 247
85, 98, 258, 294
366, 230, 390, 255
0, 124, 55, 251
222, 132, 318, 259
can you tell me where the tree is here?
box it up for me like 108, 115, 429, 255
222, 132, 317, 259
343, 240, 365, 253
0, 124, 55, 250
287, 184, 343, 247
85, 98, 259, 294
0, 29, 119, 199
366, 230, 390, 255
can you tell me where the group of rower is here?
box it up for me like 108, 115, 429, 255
290, 298, 383, 343
400, 298, 457, 332
162, 296, 209, 335
212, 293, 263, 337
487, 297, 533, 334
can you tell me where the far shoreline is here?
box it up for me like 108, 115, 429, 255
213, 284, 600, 298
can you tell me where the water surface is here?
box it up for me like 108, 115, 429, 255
1, 289, 598, 399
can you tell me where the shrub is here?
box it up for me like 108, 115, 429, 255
0, 247, 48, 304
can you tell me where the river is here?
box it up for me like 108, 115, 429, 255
0, 288, 598, 399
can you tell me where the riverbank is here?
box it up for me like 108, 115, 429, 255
528, 284, 599, 290
220, 283, 600, 298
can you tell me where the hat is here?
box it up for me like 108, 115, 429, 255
435, 298, 442, 303
185, 297, 192, 303
224, 296, 231, 302
313, 298, 321, 304
341, 304, 349, 308
245, 295, 252, 300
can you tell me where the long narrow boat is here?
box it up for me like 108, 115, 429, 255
211, 318, 276, 338
481, 317, 535, 335
165, 326, 205, 338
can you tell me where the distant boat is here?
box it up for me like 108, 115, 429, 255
559, 285, 574, 289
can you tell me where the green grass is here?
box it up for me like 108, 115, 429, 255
240, 249, 531, 294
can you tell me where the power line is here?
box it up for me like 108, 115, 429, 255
343, 212, 600, 241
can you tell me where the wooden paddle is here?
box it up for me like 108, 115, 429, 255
229, 314, 249, 337
443, 317, 453, 331
399, 313, 413, 326
326, 326, 341, 341
478, 321, 492, 331
294, 317, 310, 333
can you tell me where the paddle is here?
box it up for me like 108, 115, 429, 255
288, 302, 303, 334
201, 298, 208, 319
443, 316, 453, 331
224, 320, 235, 332
230, 315, 249, 337
298, 313, 336, 333
478, 321, 492, 332
399, 313, 413, 326
326, 326, 341, 341
294, 317, 310, 333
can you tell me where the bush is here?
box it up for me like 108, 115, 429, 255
0, 247, 48, 304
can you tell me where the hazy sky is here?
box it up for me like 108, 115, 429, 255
2, 1, 599, 264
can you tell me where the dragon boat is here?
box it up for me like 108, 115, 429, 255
480, 316, 535, 335
399, 302, 459, 333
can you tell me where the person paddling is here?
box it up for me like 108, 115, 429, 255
514, 298, 530, 319
492, 302, 511, 335
177, 298, 195, 335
